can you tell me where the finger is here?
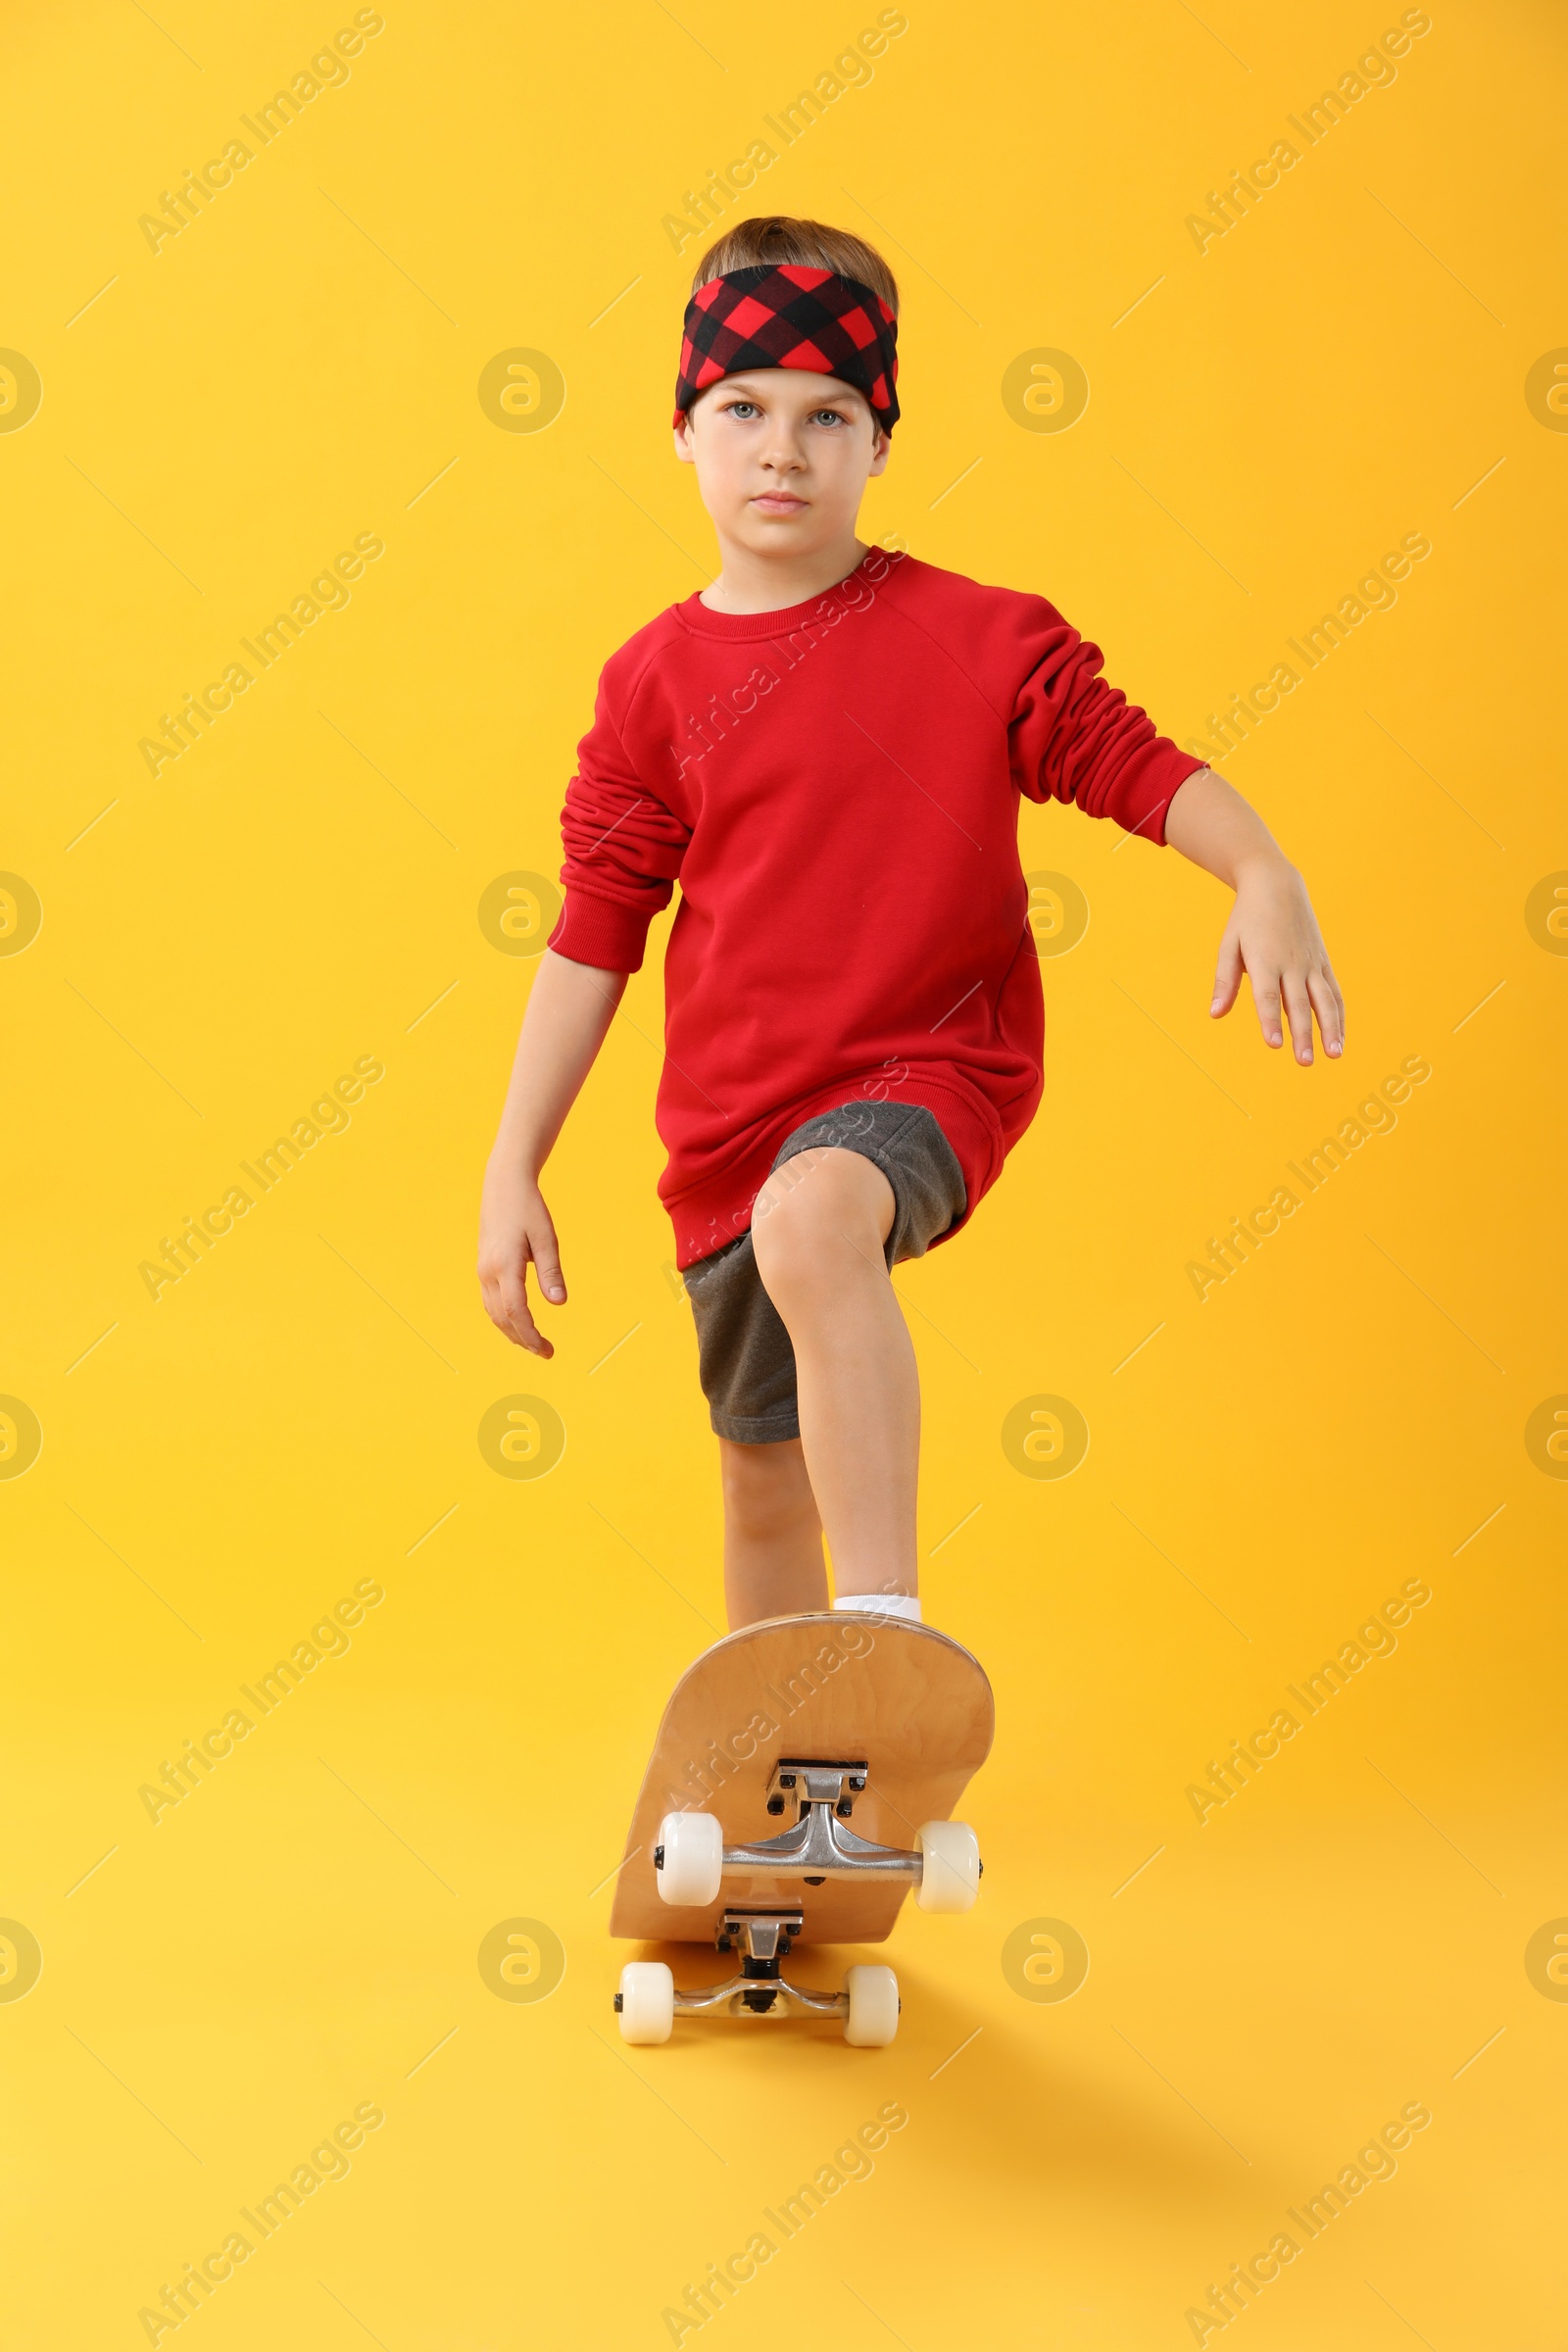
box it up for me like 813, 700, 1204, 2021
1250, 964, 1284, 1049
478, 1271, 516, 1341
529, 1230, 567, 1306
510, 1310, 554, 1358
490, 1270, 552, 1357
1281, 971, 1315, 1064
1210, 926, 1244, 1017
510, 1284, 553, 1357
1307, 964, 1345, 1058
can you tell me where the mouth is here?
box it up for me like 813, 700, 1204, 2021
751, 492, 807, 514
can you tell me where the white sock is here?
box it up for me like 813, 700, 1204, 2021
833, 1592, 922, 1624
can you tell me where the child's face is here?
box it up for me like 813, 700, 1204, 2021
674, 369, 889, 558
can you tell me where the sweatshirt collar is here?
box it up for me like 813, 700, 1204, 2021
672, 547, 890, 640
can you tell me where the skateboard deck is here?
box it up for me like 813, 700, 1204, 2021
610, 1611, 994, 1947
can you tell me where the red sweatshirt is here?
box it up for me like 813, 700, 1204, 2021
547, 547, 1204, 1271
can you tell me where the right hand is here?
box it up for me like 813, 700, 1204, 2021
478, 1158, 565, 1356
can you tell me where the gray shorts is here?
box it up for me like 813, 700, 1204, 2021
682, 1099, 968, 1445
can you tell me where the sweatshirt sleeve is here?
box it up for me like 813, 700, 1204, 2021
545, 665, 691, 973
1006, 598, 1207, 847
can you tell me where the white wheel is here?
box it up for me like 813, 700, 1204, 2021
655, 1810, 723, 1906
915, 1819, 981, 1913
618, 1961, 674, 2044
844, 1963, 900, 2046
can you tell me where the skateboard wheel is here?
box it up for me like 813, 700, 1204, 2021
655, 1810, 723, 1906
618, 1962, 675, 2044
914, 1819, 981, 1913
843, 1963, 900, 2047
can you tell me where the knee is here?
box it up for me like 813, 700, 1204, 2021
748, 1186, 814, 1297
750, 1152, 888, 1298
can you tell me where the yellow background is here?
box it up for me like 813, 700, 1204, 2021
4, 1, 1565, 2344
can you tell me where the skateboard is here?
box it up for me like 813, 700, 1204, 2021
610, 1610, 994, 2046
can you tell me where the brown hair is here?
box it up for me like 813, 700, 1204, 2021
689, 215, 899, 317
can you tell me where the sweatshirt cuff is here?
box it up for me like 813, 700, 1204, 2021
1113, 744, 1210, 849
546, 886, 654, 973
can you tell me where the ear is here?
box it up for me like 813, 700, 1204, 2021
867, 425, 892, 478
673, 413, 696, 466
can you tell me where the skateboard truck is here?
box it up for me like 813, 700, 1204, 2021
654, 1759, 981, 1901
616, 1756, 983, 2046
614, 1909, 850, 2023
616, 1907, 895, 2042
729, 1760, 926, 1886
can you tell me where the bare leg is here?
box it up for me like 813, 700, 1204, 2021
718, 1436, 827, 1630
748, 1148, 919, 1603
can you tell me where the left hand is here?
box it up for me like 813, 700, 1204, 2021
1210, 858, 1345, 1063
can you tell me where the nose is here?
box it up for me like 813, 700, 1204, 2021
760, 421, 808, 472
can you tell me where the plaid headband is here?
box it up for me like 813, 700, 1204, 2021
673, 264, 900, 435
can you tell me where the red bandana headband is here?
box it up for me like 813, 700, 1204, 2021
673, 264, 901, 435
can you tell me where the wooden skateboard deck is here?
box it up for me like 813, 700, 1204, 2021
610, 1611, 994, 1946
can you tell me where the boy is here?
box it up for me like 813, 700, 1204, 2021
477, 217, 1343, 1636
